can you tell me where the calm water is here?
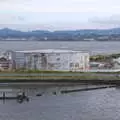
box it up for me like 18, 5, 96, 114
0, 41, 120, 55
0, 86, 120, 120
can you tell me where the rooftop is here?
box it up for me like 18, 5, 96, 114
15, 49, 88, 54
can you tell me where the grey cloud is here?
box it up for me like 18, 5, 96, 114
0, 0, 14, 2
0, 14, 26, 24
14, 16, 25, 21
89, 15, 120, 25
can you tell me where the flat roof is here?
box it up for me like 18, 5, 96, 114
15, 49, 88, 54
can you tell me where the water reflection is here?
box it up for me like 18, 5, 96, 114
0, 85, 119, 120
0, 84, 115, 96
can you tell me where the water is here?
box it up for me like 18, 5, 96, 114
0, 86, 119, 120
0, 41, 120, 55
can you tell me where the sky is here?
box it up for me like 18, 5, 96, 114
0, 0, 120, 31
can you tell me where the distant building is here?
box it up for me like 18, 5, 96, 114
0, 55, 13, 71
7, 49, 89, 71
84, 38, 95, 41
90, 62, 113, 69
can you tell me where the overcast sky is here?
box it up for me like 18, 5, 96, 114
0, 0, 120, 30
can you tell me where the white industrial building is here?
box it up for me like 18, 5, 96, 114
6, 49, 89, 71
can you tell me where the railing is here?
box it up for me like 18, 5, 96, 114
87, 69, 120, 72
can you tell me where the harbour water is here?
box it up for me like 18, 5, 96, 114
0, 41, 120, 55
0, 85, 119, 120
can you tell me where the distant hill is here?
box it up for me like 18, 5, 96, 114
0, 28, 120, 41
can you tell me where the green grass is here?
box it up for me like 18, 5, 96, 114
0, 69, 120, 74
0, 73, 118, 81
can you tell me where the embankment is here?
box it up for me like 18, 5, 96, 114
0, 72, 119, 85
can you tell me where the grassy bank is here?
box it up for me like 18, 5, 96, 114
0, 71, 119, 85
0, 73, 119, 81
0, 69, 120, 78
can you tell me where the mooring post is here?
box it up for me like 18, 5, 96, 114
3, 92, 5, 99
22, 92, 25, 97
3, 92, 5, 104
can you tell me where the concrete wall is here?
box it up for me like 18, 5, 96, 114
88, 69, 120, 72
46, 53, 69, 71
14, 52, 25, 69
69, 52, 89, 71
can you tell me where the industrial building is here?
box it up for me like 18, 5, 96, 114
6, 49, 89, 71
